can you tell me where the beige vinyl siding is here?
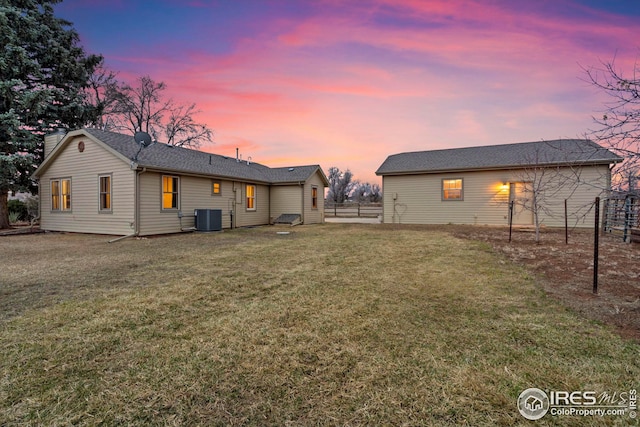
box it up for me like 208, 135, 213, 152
268, 172, 326, 225
39, 135, 135, 235
382, 166, 611, 227
270, 185, 303, 222
139, 173, 238, 235
303, 172, 326, 224
139, 172, 179, 235
532, 164, 610, 227
139, 175, 283, 234
234, 183, 270, 227
181, 176, 234, 230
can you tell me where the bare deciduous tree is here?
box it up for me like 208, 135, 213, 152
511, 163, 580, 243
84, 60, 120, 130
326, 167, 356, 204
163, 103, 213, 148
508, 141, 611, 242
352, 182, 382, 203
583, 57, 640, 189
91, 73, 212, 148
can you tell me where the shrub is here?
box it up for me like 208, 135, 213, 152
7, 199, 27, 222
8, 211, 21, 224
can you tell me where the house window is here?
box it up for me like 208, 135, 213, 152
51, 178, 71, 211
162, 175, 179, 209
311, 186, 318, 209
51, 180, 60, 211
212, 181, 221, 196
99, 175, 112, 212
246, 184, 256, 211
442, 178, 463, 200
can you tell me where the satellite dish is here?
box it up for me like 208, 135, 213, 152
134, 131, 153, 147
132, 131, 154, 163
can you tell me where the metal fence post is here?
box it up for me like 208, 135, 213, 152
508, 200, 514, 243
564, 199, 568, 245
593, 197, 599, 294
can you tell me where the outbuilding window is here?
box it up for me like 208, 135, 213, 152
212, 180, 221, 196
311, 186, 318, 209
442, 178, 463, 200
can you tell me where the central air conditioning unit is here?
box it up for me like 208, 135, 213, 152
194, 209, 222, 232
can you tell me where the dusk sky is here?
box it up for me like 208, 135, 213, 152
55, 0, 640, 184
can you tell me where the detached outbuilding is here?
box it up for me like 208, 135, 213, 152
376, 139, 622, 227
33, 128, 328, 236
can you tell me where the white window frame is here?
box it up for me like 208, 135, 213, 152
51, 178, 72, 212
99, 174, 112, 213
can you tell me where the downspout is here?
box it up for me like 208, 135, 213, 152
300, 181, 304, 224
108, 167, 146, 243
232, 181, 237, 229
268, 184, 272, 225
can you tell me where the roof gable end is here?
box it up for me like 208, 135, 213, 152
33, 129, 132, 178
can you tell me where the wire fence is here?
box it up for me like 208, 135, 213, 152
324, 202, 383, 218
602, 193, 640, 243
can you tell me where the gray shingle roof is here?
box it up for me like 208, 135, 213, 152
375, 139, 622, 175
83, 128, 325, 184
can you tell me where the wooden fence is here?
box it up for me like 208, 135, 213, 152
324, 202, 383, 218
603, 194, 640, 243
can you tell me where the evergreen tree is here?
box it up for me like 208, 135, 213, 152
0, 0, 101, 228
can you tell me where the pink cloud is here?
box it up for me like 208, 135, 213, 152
86, 0, 640, 185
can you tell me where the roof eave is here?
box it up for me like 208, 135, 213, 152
138, 165, 272, 184
376, 159, 622, 176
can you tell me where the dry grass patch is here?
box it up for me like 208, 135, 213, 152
1, 225, 638, 426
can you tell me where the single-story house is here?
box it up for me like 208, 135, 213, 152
33, 128, 328, 236
375, 139, 622, 227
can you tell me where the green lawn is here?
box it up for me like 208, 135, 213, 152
0, 224, 638, 426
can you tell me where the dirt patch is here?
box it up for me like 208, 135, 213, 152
450, 225, 640, 343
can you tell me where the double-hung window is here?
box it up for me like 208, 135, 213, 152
442, 178, 463, 200
162, 175, 180, 210
246, 184, 256, 211
51, 178, 72, 211
99, 175, 112, 212
311, 187, 318, 209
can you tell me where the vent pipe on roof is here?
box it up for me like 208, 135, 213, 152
236, 148, 239, 162
247, 156, 251, 165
